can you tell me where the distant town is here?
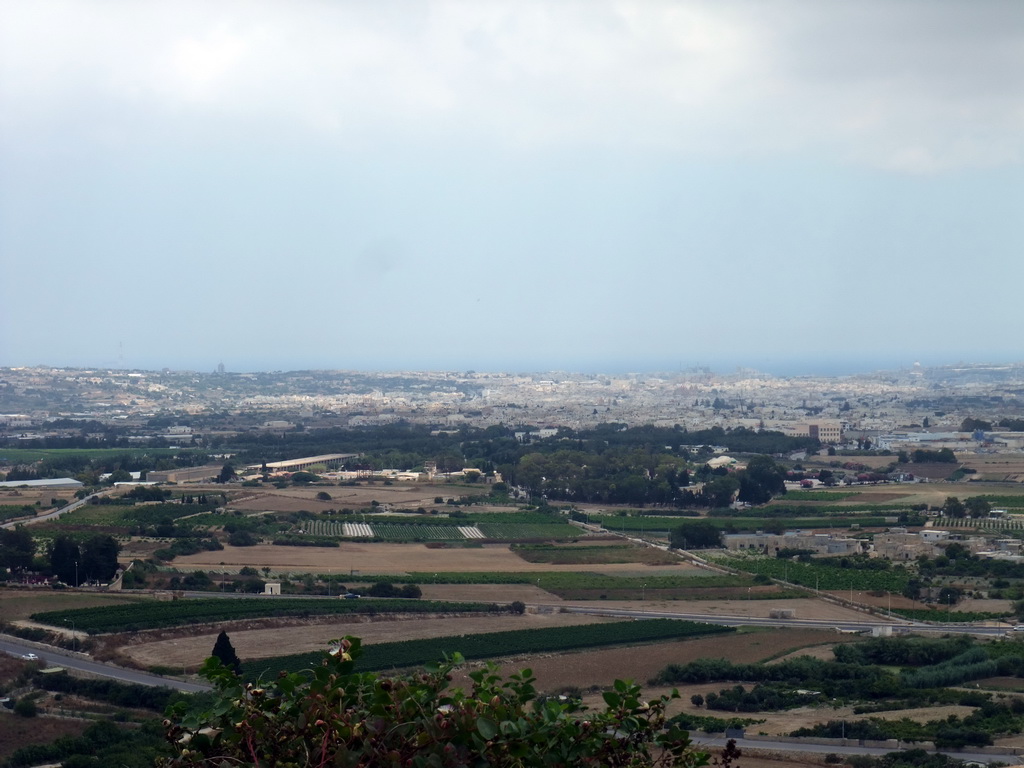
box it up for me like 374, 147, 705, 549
2, 362, 1023, 457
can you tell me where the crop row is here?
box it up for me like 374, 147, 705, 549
941, 517, 1024, 530
297, 519, 571, 540
349, 571, 754, 589
714, 556, 911, 592
476, 522, 578, 539
33, 598, 506, 634
241, 618, 734, 678
781, 491, 860, 501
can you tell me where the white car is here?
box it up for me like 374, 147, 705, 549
21, 653, 38, 661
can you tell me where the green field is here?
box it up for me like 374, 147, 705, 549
292, 519, 579, 541
241, 618, 734, 678
713, 555, 910, 592
779, 490, 860, 501
32, 598, 509, 634
0, 448, 202, 462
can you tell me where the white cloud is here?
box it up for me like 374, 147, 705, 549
1, 0, 1023, 171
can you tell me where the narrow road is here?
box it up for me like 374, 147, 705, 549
1, 490, 111, 529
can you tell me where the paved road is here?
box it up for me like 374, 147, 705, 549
0, 634, 211, 693
695, 734, 1021, 765
555, 605, 1011, 638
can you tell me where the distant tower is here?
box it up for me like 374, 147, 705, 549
217, 362, 225, 375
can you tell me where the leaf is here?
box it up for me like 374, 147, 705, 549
476, 716, 498, 740
602, 691, 620, 708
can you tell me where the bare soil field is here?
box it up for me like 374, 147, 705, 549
229, 484, 450, 512
0, 715, 88, 764
120, 612, 616, 668
0, 488, 78, 507
577, 597, 877, 622
225, 483, 512, 513
0, 588, 144, 620
960, 455, 1024, 483
171, 542, 703, 575
470, 628, 844, 694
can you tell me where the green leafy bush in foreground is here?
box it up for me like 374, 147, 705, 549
160, 637, 711, 768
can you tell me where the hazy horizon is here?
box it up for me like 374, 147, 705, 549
2, 2, 1022, 371
7, 355, 1023, 379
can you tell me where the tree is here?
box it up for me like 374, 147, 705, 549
671, 521, 722, 550
316, 491, 332, 501
702, 476, 739, 508
965, 496, 991, 519
79, 535, 120, 582
217, 463, 236, 483
211, 630, 241, 673
942, 497, 965, 519
0, 528, 35, 573
49, 535, 81, 585
160, 637, 709, 768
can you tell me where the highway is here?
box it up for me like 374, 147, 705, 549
0, 634, 211, 692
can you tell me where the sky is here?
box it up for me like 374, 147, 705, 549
1, 0, 1022, 376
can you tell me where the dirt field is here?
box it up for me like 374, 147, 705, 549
0, 588, 144, 620
577, 597, 879, 622
170, 542, 702, 575
120, 612, 617, 667
462, 629, 844, 694
0, 715, 88, 763
961, 455, 1024, 483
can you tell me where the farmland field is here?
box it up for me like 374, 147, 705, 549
119, 611, 620, 667
512, 543, 681, 565
241, 619, 734, 677
713, 555, 910, 592
169, 542, 697, 574
32, 597, 509, 634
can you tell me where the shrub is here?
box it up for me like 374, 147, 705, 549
160, 637, 709, 768
13, 697, 37, 717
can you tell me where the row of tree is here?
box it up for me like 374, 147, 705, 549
0, 530, 120, 585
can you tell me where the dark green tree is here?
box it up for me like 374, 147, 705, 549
964, 496, 991, 519
0, 528, 35, 573
671, 521, 722, 550
942, 497, 965, 518
211, 630, 241, 673
50, 535, 81, 585
217, 463, 236, 483
80, 535, 121, 582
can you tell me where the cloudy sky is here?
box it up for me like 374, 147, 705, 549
1, 0, 1022, 374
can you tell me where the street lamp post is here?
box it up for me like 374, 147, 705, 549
75, 560, 78, 588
